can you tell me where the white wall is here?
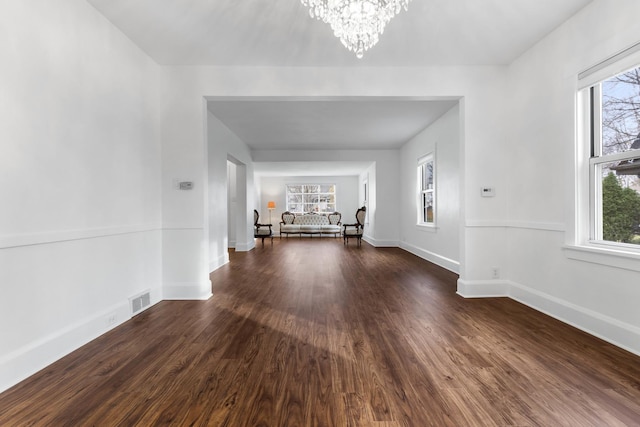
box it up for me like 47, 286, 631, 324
258, 175, 359, 233
159, 66, 509, 306
400, 105, 460, 273
493, 0, 640, 355
252, 149, 403, 246
4, 0, 636, 398
227, 161, 237, 248
207, 112, 256, 271
0, 0, 161, 392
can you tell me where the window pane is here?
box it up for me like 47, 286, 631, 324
287, 185, 302, 193
426, 161, 434, 189
303, 184, 319, 193
599, 161, 640, 245
423, 192, 434, 223
319, 184, 334, 193
303, 194, 317, 205
601, 66, 640, 155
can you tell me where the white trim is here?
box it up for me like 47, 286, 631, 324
416, 223, 438, 232
0, 223, 162, 249
456, 279, 640, 357
456, 279, 509, 298
209, 253, 230, 273
162, 281, 212, 300
235, 240, 256, 252
161, 224, 204, 230
465, 220, 565, 232
509, 281, 640, 357
0, 299, 140, 393
362, 236, 398, 247
578, 41, 640, 89
563, 244, 640, 272
400, 242, 459, 274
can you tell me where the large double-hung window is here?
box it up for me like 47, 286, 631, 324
286, 184, 336, 214
417, 153, 435, 226
579, 55, 640, 248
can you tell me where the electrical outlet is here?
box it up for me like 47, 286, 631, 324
491, 267, 500, 279
106, 314, 117, 326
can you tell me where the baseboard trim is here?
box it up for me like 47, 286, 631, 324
362, 236, 398, 247
400, 242, 460, 274
457, 279, 640, 357
209, 253, 229, 273
235, 240, 255, 252
456, 279, 510, 298
0, 301, 131, 393
163, 281, 212, 300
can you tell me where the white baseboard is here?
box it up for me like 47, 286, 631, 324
0, 301, 132, 393
235, 240, 255, 252
401, 242, 460, 274
362, 236, 398, 247
456, 279, 510, 298
163, 281, 212, 300
457, 279, 640, 357
209, 253, 229, 273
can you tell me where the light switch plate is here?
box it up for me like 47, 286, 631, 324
481, 187, 495, 197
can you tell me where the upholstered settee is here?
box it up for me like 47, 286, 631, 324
280, 212, 342, 237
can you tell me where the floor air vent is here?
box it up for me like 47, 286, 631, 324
130, 291, 151, 315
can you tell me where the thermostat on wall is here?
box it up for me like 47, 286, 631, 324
179, 181, 194, 190
480, 187, 495, 197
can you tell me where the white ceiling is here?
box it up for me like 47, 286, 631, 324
87, 0, 592, 67
86, 0, 593, 176
207, 98, 459, 151
253, 161, 374, 177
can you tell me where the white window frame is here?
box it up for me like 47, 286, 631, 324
417, 153, 436, 227
568, 43, 640, 269
285, 184, 336, 214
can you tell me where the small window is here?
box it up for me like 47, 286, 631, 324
584, 66, 640, 247
286, 184, 336, 214
417, 154, 435, 226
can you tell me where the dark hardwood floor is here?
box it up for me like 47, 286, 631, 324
1, 238, 640, 426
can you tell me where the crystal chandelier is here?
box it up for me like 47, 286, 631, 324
301, 0, 412, 59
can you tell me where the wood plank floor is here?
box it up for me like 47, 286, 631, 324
1, 238, 640, 426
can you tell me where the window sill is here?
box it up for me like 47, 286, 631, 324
416, 223, 437, 232
562, 244, 640, 272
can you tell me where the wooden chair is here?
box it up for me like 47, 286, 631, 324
254, 209, 273, 246
343, 206, 366, 246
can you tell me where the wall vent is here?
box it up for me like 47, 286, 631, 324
130, 290, 151, 315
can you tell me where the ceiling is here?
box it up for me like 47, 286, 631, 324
207, 98, 459, 151
253, 161, 375, 177
86, 0, 593, 176
87, 0, 593, 67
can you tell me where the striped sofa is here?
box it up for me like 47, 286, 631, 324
279, 212, 342, 237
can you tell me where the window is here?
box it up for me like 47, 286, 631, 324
286, 184, 336, 214
417, 154, 435, 225
582, 64, 640, 247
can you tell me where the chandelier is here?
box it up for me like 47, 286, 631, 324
301, 0, 412, 59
